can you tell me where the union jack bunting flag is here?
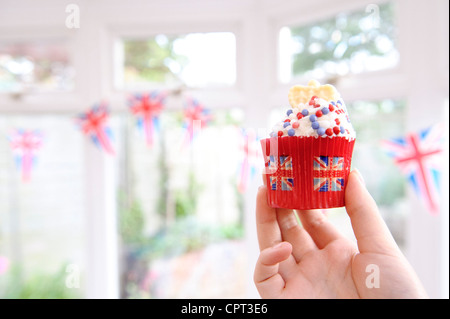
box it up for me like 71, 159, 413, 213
268, 155, 294, 191
313, 156, 345, 192
381, 124, 445, 215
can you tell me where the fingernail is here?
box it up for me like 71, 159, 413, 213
273, 242, 284, 249
353, 168, 365, 186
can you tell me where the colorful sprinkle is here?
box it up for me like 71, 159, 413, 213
286, 109, 293, 116
333, 126, 341, 135
325, 128, 333, 136
328, 104, 335, 111
301, 109, 309, 116
308, 96, 318, 105
317, 127, 326, 136
278, 131, 283, 137
335, 118, 340, 125
312, 121, 320, 129
315, 110, 323, 117
309, 114, 317, 122
297, 113, 303, 120
287, 128, 295, 136
340, 126, 345, 134
284, 118, 291, 123
292, 121, 299, 129
283, 122, 290, 128
322, 107, 329, 115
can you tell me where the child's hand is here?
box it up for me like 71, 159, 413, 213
254, 170, 428, 299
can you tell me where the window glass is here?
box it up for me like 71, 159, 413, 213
0, 41, 75, 93
0, 115, 85, 298
118, 108, 248, 298
349, 99, 407, 248
279, 2, 398, 82
120, 32, 236, 89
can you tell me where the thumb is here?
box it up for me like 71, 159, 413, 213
345, 169, 400, 255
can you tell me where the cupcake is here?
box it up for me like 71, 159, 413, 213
261, 80, 356, 210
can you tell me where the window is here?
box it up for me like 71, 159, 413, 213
0, 41, 75, 93
0, 115, 85, 298
278, 2, 399, 82
347, 99, 407, 247
118, 108, 247, 298
118, 32, 236, 89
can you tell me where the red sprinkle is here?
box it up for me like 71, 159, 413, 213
278, 131, 284, 137
297, 113, 303, 120
329, 104, 335, 111
335, 118, 340, 125
284, 119, 291, 123
314, 103, 321, 108
309, 96, 318, 105
325, 128, 333, 136
316, 110, 323, 117
292, 121, 299, 129
333, 126, 341, 135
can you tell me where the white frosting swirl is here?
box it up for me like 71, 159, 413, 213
270, 96, 356, 140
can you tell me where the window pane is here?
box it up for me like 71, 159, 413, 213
279, 2, 399, 82
0, 115, 85, 298
348, 99, 407, 248
0, 41, 75, 93
120, 32, 236, 89
118, 109, 247, 298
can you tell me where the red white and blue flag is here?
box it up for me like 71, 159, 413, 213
128, 91, 166, 146
237, 128, 260, 193
182, 97, 212, 146
76, 102, 115, 155
381, 124, 445, 215
9, 129, 43, 182
267, 155, 294, 191
313, 156, 345, 192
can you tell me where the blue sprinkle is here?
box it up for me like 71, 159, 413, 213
330, 101, 336, 105
312, 121, 320, 129
337, 100, 342, 105
317, 127, 326, 136
321, 107, 329, 115
287, 109, 293, 116
340, 126, 345, 134
287, 129, 295, 136
309, 114, 317, 122
301, 109, 309, 116
283, 122, 290, 128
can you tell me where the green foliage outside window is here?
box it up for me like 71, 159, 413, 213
290, 2, 397, 77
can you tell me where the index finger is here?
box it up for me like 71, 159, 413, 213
345, 170, 400, 255
256, 185, 283, 250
